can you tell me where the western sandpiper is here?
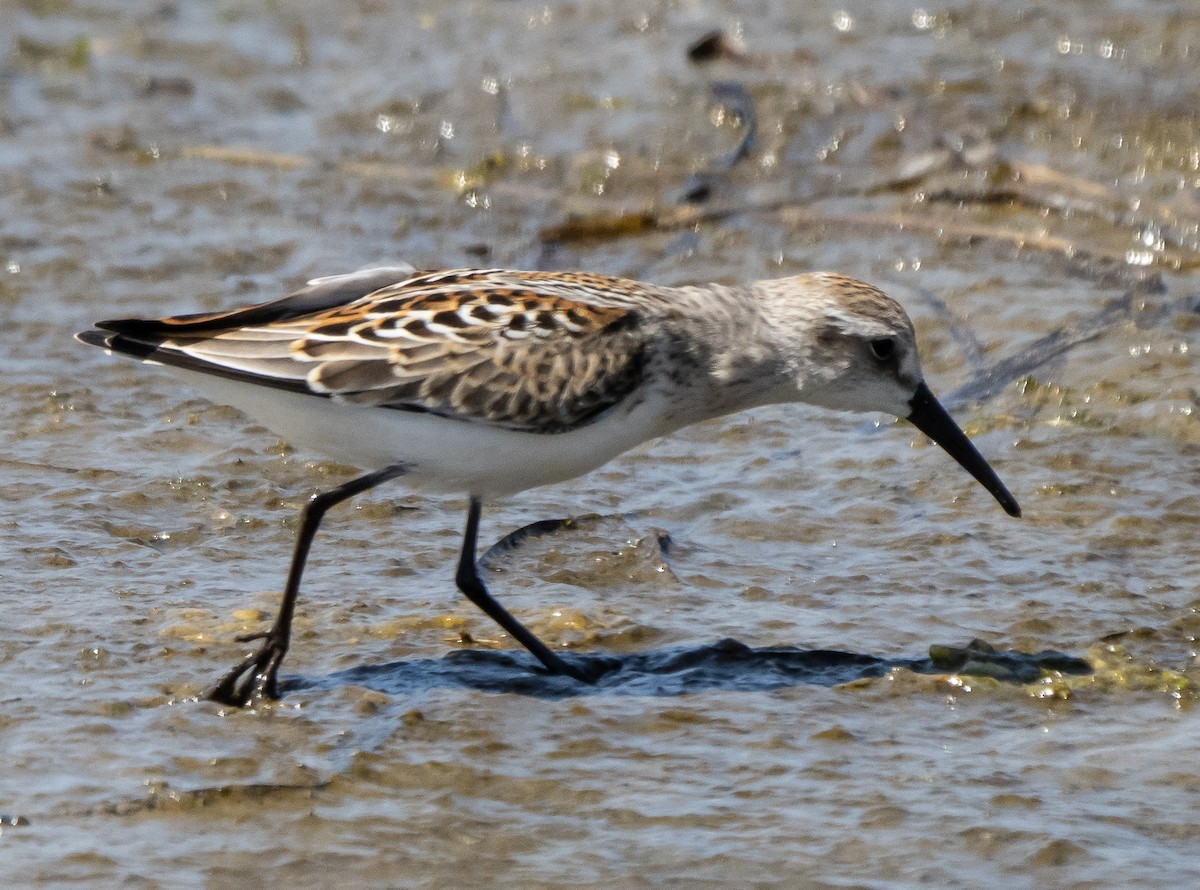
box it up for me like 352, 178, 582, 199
78, 266, 1020, 706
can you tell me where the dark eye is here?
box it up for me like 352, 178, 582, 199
869, 338, 896, 362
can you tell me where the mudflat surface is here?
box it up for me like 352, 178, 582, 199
1, 1, 1198, 886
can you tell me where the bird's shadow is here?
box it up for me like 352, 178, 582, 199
284, 521, 1091, 700
284, 638, 1090, 700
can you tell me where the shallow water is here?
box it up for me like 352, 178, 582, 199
2, 0, 1199, 886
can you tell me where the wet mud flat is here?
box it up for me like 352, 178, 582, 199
1, 1, 1199, 886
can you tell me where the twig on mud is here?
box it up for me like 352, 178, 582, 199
944, 293, 1136, 409
539, 198, 1170, 290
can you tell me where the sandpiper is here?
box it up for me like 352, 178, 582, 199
78, 266, 1020, 706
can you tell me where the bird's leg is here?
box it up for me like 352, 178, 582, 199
455, 497, 595, 683
205, 465, 409, 707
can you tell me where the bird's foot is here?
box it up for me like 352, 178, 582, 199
551, 652, 620, 685
203, 631, 288, 707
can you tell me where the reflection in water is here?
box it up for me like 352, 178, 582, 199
305, 637, 1091, 698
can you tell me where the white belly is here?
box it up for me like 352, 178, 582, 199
168, 367, 674, 497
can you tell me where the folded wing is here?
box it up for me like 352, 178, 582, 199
77, 267, 648, 432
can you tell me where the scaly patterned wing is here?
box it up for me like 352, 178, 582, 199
78, 268, 651, 432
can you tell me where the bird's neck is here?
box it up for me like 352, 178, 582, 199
646, 284, 794, 428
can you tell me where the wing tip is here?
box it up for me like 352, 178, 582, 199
75, 326, 161, 358
75, 329, 112, 349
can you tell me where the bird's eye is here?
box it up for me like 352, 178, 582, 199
869, 338, 896, 361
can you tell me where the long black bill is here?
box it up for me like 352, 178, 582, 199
906, 382, 1021, 518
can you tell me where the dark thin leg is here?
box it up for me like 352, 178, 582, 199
205, 465, 409, 707
456, 497, 594, 683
